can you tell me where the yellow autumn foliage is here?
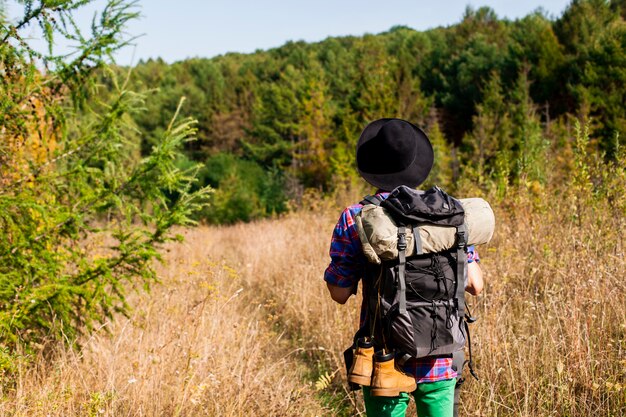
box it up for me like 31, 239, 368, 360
1, 79, 58, 187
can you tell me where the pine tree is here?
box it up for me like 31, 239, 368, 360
510, 68, 550, 186
461, 72, 513, 186
0, 0, 210, 373
423, 110, 454, 191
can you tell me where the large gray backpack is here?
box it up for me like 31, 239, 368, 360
357, 186, 490, 360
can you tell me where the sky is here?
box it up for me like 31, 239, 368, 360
5, 0, 574, 66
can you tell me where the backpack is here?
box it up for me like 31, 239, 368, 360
355, 185, 494, 362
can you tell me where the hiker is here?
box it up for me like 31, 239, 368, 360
324, 118, 484, 417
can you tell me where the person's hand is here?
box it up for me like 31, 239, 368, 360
466, 262, 484, 296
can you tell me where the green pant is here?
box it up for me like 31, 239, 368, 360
363, 379, 455, 417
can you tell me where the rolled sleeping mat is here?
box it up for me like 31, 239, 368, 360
355, 198, 495, 264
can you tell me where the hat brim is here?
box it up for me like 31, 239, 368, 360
356, 118, 434, 191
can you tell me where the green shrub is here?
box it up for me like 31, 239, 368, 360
200, 152, 287, 224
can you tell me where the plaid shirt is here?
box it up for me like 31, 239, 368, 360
324, 194, 479, 383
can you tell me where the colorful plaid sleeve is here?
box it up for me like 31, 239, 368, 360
324, 205, 366, 289
467, 245, 480, 263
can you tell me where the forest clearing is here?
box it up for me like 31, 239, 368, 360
2, 186, 624, 416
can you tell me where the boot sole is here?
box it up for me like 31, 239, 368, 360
348, 374, 372, 386
370, 383, 417, 397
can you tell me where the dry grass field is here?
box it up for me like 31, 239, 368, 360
1, 189, 624, 416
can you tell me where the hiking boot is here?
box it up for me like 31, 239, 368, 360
348, 338, 374, 386
370, 351, 417, 397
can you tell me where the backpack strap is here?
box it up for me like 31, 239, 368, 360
412, 225, 423, 255
463, 301, 479, 380
464, 320, 479, 380
453, 222, 479, 381
455, 226, 480, 382
454, 223, 468, 319
397, 226, 408, 314
360, 195, 382, 206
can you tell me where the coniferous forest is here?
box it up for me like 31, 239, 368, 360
0, 1, 625, 415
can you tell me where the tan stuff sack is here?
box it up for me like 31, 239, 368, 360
355, 197, 495, 264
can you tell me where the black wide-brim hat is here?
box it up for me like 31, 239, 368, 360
356, 118, 434, 191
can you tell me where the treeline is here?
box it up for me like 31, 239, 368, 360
121, 0, 625, 223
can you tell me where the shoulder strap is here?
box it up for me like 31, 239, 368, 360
412, 225, 423, 255
454, 223, 468, 319
360, 195, 382, 206
397, 226, 407, 314
455, 223, 479, 381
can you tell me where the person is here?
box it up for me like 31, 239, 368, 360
324, 118, 484, 417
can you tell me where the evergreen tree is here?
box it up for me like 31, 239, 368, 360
461, 72, 513, 185
0, 0, 210, 371
554, 0, 625, 150
423, 112, 454, 191
510, 68, 550, 185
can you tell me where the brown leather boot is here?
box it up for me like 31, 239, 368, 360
370, 351, 417, 397
348, 338, 374, 386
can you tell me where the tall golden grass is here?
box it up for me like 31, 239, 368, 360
0, 226, 330, 416
1, 158, 625, 416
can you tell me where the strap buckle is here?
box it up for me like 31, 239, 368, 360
455, 230, 466, 249
397, 230, 407, 251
